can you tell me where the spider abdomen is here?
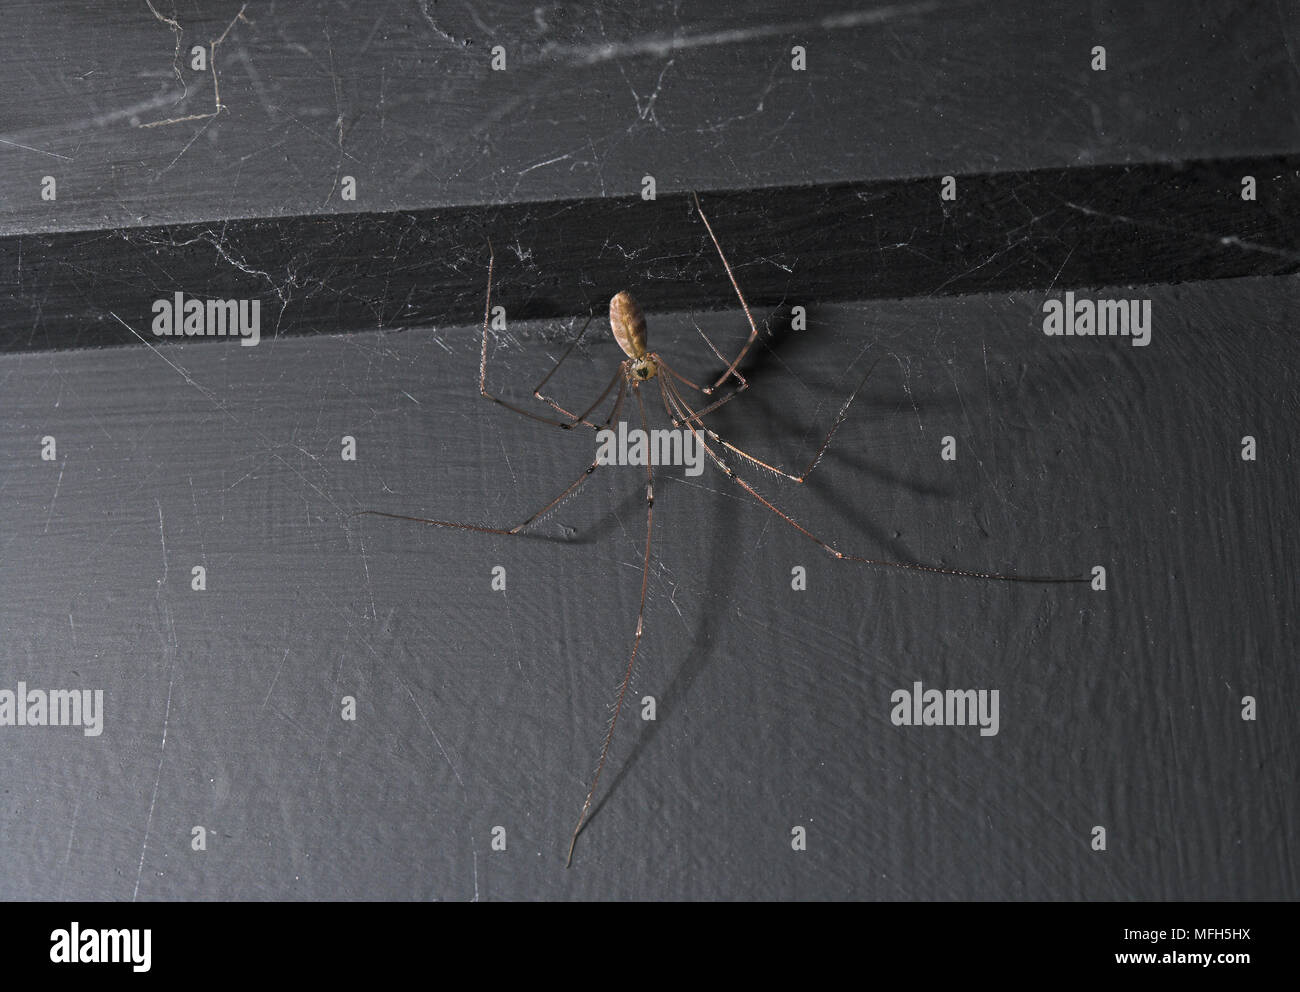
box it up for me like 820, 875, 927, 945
610, 291, 648, 360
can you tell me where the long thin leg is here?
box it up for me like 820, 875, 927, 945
532, 314, 620, 430
567, 379, 657, 866
570, 365, 628, 426
664, 356, 881, 484
532, 313, 595, 398
357, 378, 629, 537
537, 361, 625, 431
478, 245, 609, 432
659, 356, 748, 423
660, 376, 1087, 584
688, 315, 750, 403
693, 192, 762, 395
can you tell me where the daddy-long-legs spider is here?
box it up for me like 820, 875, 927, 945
358, 193, 1089, 866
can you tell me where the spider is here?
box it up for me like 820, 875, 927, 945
357, 193, 1088, 866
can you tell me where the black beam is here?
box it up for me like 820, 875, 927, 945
2, 154, 1296, 354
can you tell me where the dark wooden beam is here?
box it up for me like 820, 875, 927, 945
3, 155, 1296, 353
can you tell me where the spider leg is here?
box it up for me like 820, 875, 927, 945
478, 244, 610, 432
658, 356, 747, 424
567, 378, 656, 866
532, 313, 623, 430
692, 192, 762, 395
690, 313, 749, 396
538, 361, 625, 432
357, 376, 629, 537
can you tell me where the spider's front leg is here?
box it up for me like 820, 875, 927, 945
692, 192, 761, 395
477, 246, 608, 432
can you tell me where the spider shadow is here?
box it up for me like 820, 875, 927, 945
680, 304, 968, 559
577, 308, 976, 836
581, 466, 938, 837
678, 303, 964, 499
